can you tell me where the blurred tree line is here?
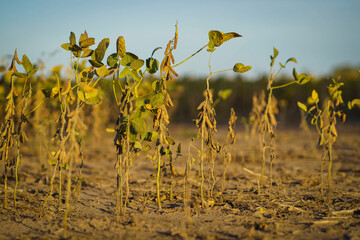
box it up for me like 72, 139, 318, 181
169, 66, 360, 125
1, 65, 359, 128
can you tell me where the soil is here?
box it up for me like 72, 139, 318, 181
0, 124, 359, 240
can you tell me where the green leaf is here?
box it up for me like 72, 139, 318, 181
311, 90, 319, 103
48, 158, 57, 166
142, 144, 151, 152
80, 68, 95, 82
273, 47, 279, 59
70, 44, 82, 52
79, 31, 88, 44
349, 99, 360, 109
81, 49, 93, 58
142, 131, 159, 142
292, 68, 299, 80
88, 60, 104, 68
79, 94, 100, 105
80, 37, 95, 48
96, 65, 109, 77
222, 32, 242, 43
41, 89, 51, 98
130, 70, 140, 82
146, 58, 159, 74
13, 72, 27, 78
295, 70, 314, 85
69, 32, 76, 45
93, 38, 110, 62
22, 54, 33, 73
176, 143, 181, 154
61, 43, 72, 51
297, 101, 307, 112
218, 89, 232, 100
78, 83, 100, 105
133, 141, 142, 150
152, 80, 162, 91
107, 53, 119, 67
130, 59, 144, 71
27, 68, 38, 78
286, 57, 297, 64
208, 30, 224, 47
119, 67, 131, 78
120, 52, 138, 66
116, 36, 126, 57
150, 93, 166, 108
233, 63, 252, 73
130, 117, 147, 133
166, 136, 175, 145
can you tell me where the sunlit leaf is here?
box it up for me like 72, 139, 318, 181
41, 89, 51, 98
311, 90, 319, 103
116, 36, 126, 58
273, 47, 279, 59
130, 117, 147, 133
218, 89, 232, 100
222, 32, 242, 42
13, 72, 27, 78
69, 32, 76, 45
48, 158, 57, 166
79, 31, 88, 44
130, 70, 140, 82
78, 85, 101, 105
80, 67, 95, 82
146, 58, 159, 74
292, 68, 299, 80
297, 101, 307, 112
166, 136, 175, 145
233, 63, 252, 73
22, 54, 33, 73
208, 30, 223, 47
120, 52, 138, 66
80, 37, 95, 48
130, 59, 144, 71
93, 38, 110, 62
88, 59, 103, 68
119, 67, 131, 78
176, 143, 181, 154
150, 93, 166, 108
133, 141, 142, 150
96, 65, 109, 77
107, 53, 119, 67
27, 68, 38, 78
142, 131, 159, 142
61, 43, 72, 51
286, 57, 297, 64
81, 49, 93, 58
348, 99, 360, 109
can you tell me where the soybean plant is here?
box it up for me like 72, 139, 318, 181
298, 78, 360, 196
257, 47, 313, 194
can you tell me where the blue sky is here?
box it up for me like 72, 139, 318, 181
0, 0, 359, 79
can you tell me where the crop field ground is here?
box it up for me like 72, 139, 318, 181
1, 27, 360, 240
0, 124, 359, 240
